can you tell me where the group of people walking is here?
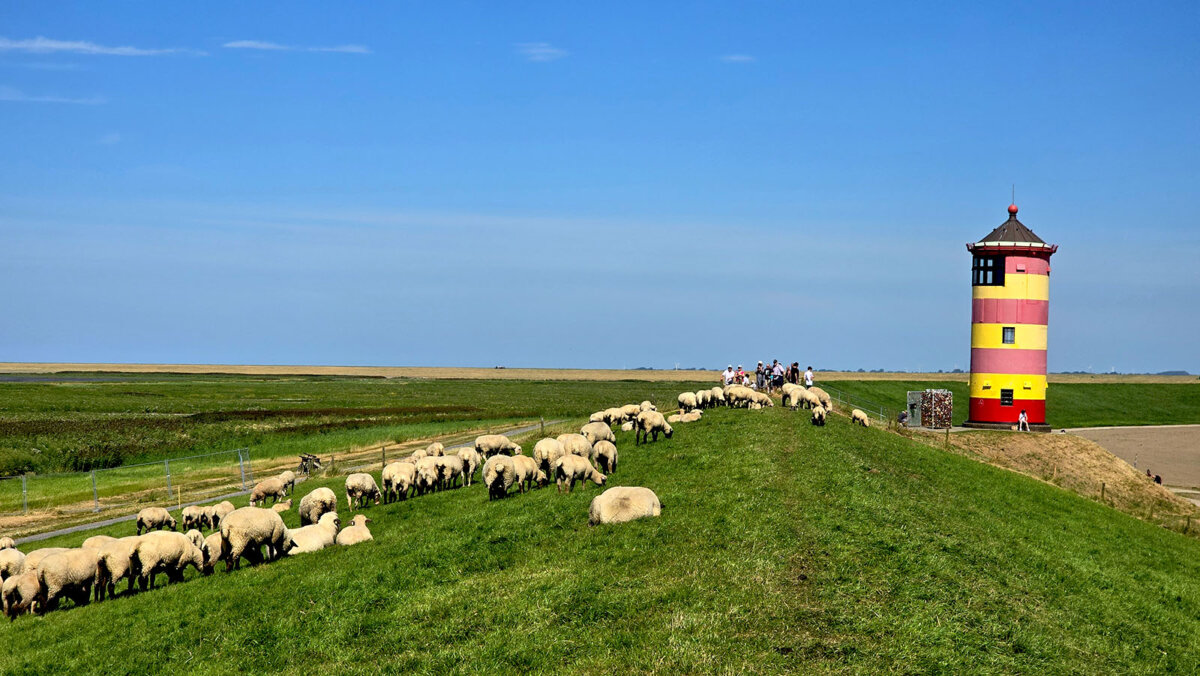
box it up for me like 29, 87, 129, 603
720, 362, 814, 393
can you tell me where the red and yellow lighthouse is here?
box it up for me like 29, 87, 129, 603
965, 204, 1057, 431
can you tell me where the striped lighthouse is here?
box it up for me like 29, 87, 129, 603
964, 204, 1057, 431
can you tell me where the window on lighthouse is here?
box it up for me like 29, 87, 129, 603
972, 256, 1005, 286
1002, 327, 1015, 344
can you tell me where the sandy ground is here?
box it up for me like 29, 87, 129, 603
0, 362, 1192, 383
1069, 425, 1200, 489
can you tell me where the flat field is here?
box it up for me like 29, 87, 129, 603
4, 405, 1200, 672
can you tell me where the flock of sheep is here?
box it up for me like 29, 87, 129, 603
0, 383, 872, 622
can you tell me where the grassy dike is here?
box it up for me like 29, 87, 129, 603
3, 406, 1200, 672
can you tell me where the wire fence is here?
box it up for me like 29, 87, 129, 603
818, 383, 895, 423
0, 449, 253, 516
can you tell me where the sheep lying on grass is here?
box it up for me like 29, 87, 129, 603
475, 434, 522, 458
635, 411, 673, 445
345, 473, 381, 509
288, 512, 340, 556
620, 421, 634, 432
3, 571, 39, 619
593, 440, 618, 474
382, 461, 417, 502
135, 507, 176, 535
851, 409, 870, 427
219, 507, 295, 571
553, 455, 606, 493
299, 488, 337, 526
250, 477, 287, 507
336, 515, 373, 546
512, 455, 548, 493
272, 499, 293, 513
588, 486, 662, 526
483, 455, 515, 501
36, 548, 101, 613
132, 531, 207, 590
667, 411, 702, 424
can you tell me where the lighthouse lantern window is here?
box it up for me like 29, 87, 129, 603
972, 255, 1005, 286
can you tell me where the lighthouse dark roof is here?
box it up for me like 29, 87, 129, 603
977, 204, 1044, 244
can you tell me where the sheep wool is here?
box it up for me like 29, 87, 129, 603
426, 442, 445, 457
0, 536, 14, 550
219, 507, 294, 571
512, 454, 547, 493
81, 535, 117, 550
457, 447, 482, 486
277, 470, 298, 496
2, 571, 39, 619
482, 455, 516, 501
21, 547, 69, 575
592, 440, 618, 474
474, 434, 522, 458
639, 400, 657, 412
131, 531, 207, 590
336, 515, 373, 546
382, 461, 418, 502
620, 421, 635, 432
635, 411, 673, 445
36, 548, 101, 612
677, 392, 699, 412
436, 455, 465, 489
851, 409, 871, 427
553, 455, 606, 493
809, 386, 833, 412
557, 433, 594, 459
811, 405, 826, 426
96, 537, 142, 600
288, 511, 341, 555
249, 477, 287, 507
299, 487, 338, 526
533, 438, 567, 477
135, 507, 176, 535
0, 548, 26, 582
588, 486, 662, 526
415, 457, 441, 495
345, 473, 382, 509
579, 421, 616, 446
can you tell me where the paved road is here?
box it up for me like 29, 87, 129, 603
1068, 424, 1200, 489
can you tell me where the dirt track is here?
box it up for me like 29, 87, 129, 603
1069, 425, 1200, 489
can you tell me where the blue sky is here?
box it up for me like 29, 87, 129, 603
1, 2, 1197, 372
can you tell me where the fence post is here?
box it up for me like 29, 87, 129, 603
91, 470, 99, 512
237, 450, 248, 490
1101, 482, 1106, 502
382, 444, 387, 468
21, 474, 27, 514
540, 417, 545, 435
165, 460, 173, 499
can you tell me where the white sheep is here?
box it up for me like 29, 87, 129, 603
811, 405, 826, 426
552, 455, 607, 493
809, 386, 833, 411
95, 537, 141, 599
457, 447, 482, 486
635, 411, 673, 445
580, 421, 616, 446
272, 499, 293, 513
482, 455, 516, 500
851, 409, 870, 427
82, 535, 117, 550
382, 461, 418, 502
206, 501, 236, 529
288, 511, 341, 555
135, 507, 176, 535
677, 391, 699, 412
695, 390, 710, 408
605, 407, 629, 424
620, 421, 634, 432
409, 448, 429, 463
2, 571, 39, 619
35, 548, 101, 612
131, 531, 207, 590
250, 477, 287, 507
475, 434, 522, 458
593, 440, 618, 474
588, 486, 662, 526
415, 457, 441, 495
345, 473, 382, 509
620, 404, 642, 421
277, 470, 298, 496
749, 391, 774, 408
709, 387, 726, 407
436, 455, 465, 489
532, 438, 567, 477
0, 536, 14, 550
20, 547, 69, 575
668, 411, 702, 423
219, 507, 295, 571
557, 433, 594, 459
202, 532, 223, 574
589, 411, 607, 424
639, 401, 657, 412
0, 548, 25, 582
298, 487, 338, 526
512, 455, 548, 493
181, 506, 206, 531
335, 515, 374, 546
724, 385, 753, 408
426, 442, 445, 457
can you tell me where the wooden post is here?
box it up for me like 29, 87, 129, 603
1101, 482, 1106, 501
381, 444, 386, 468
1186, 516, 1191, 534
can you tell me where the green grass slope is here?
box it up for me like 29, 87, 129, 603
4, 408, 1200, 672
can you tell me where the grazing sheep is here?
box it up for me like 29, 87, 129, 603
426, 442, 445, 457
811, 405, 826, 426
588, 486, 662, 526
809, 386, 833, 411
620, 404, 642, 421
724, 385, 753, 408
409, 448, 428, 463
639, 400, 657, 412
589, 411, 607, 424
288, 511, 341, 556
0, 537, 14, 550
553, 455, 607, 493
250, 477, 287, 507
709, 387, 726, 407
207, 501, 236, 530
532, 438, 567, 478
593, 440, 618, 474
135, 507, 176, 536
415, 457, 441, 495
82, 535, 117, 550
345, 473, 382, 509
635, 411, 673, 445
20, 548, 69, 575
298, 487, 338, 526
512, 455, 548, 493
277, 470, 298, 496
95, 537, 141, 599
474, 434, 522, 458
457, 447, 482, 486
851, 409, 871, 427
677, 392, 699, 412
382, 461, 418, 502
131, 531, 207, 590
202, 532, 223, 574
219, 507, 295, 571
3, 572, 39, 619
436, 455, 466, 489
749, 391, 774, 408
557, 433, 594, 459
335, 515, 373, 546
620, 421, 634, 432
606, 407, 630, 424
35, 548, 101, 612
181, 506, 206, 531
272, 499, 293, 513
748, 402, 763, 410
695, 390, 709, 408
0, 549, 26, 582
482, 455, 516, 500
580, 421, 616, 446
787, 388, 818, 410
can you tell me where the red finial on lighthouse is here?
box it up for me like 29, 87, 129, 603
1008, 203, 1018, 216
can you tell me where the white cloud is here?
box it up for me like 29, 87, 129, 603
515, 42, 567, 62
98, 132, 121, 145
223, 40, 371, 54
719, 54, 756, 63
0, 36, 202, 56
0, 85, 104, 105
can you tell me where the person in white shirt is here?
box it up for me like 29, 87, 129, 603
1018, 409, 1029, 432
721, 366, 735, 385
804, 366, 814, 388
